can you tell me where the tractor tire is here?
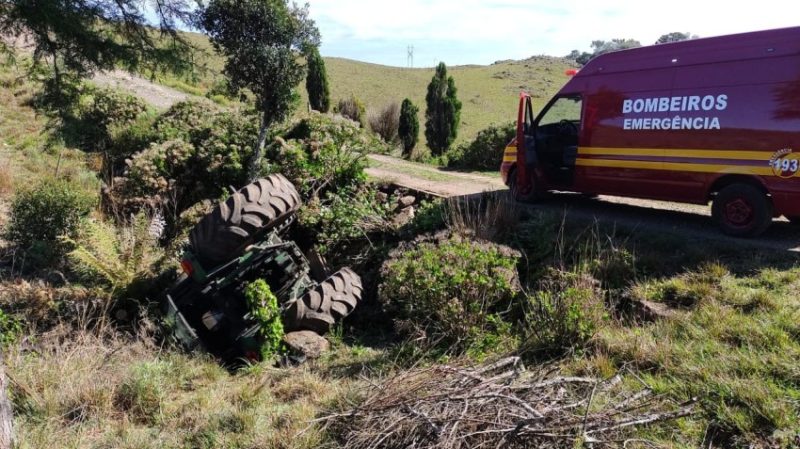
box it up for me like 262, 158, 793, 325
284, 268, 363, 335
711, 183, 773, 237
189, 174, 301, 266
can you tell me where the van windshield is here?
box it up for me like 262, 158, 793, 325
538, 96, 582, 127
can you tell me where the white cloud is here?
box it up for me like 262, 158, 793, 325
306, 0, 800, 65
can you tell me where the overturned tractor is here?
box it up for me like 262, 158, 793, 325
164, 174, 362, 362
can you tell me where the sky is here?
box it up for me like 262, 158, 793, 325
305, 0, 800, 67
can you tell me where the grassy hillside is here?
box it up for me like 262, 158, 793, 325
321, 56, 575, 146
159, 31, 577, 146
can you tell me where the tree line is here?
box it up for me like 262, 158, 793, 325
566, 32, 698, 65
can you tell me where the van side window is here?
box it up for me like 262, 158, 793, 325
538, 95, 582, 127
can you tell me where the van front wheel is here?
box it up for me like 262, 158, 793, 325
712, 184, 772, 237
508, 168, 541, 203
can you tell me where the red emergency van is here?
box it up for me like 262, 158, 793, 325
501, 27, 800, 236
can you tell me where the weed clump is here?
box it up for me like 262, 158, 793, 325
521, 269, 606, 355
243, 279, 284, 360
368, 102, 400, 144
379, 232, 520, 355
335, 94, 366, 126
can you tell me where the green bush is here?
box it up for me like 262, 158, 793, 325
263, 114, 386, 199
76, 87, 147, 152
379, 233, 520, 354
0, 309, 23, 346
522, 269, 606, 354
107, 113, 158, 170
447, 122, 515, 171
243, 279, 284, 360
194, 111, 257, 190
6, 178, 96, 251
298, 187, 392, 256
407, 198, 447, 235
107, 108, 256, 219
152, 100, 219, 144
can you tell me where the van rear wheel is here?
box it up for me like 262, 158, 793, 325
712, 184, 772, 237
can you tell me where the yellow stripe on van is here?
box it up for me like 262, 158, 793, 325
580, 147, 769, 161
576, 158, 776, 176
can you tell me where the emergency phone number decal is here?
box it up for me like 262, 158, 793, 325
770, 148, 799, 178
621, 94, 727, 131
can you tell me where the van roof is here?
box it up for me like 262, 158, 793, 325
576, 27, 800, 76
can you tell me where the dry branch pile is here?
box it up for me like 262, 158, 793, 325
324, 357, 695, 448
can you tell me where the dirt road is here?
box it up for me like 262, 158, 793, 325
91, 70, 190, 109
366, 154, 504, 196
368, 154, 800, 254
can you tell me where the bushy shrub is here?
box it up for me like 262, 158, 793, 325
6, 178, 96, 251
106, 108, 256, 220
243, 279, 284, 359
76, 87, 147, 152
447, 122, 515, 171
407, 199, 447, 235
0, 308, 23, 346
298, 187, 392, 255
152, 100, 219, 144
522, 269, 606, 354
194, 111, 257, 189
108, 139, 195, 215
263, 114, 387, 198
368, 102, 400, 144
335, 94, 366, 125
379, 233, 521, 354
107, 113, 158, 172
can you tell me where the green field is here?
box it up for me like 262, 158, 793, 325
160, 31, 577, 146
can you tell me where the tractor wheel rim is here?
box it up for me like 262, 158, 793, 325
725, 198, 754, 227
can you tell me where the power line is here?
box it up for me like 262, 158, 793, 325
407, 45, 414, 68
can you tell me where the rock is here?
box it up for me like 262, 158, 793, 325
397, 195, 416, 208
393, 206, 415, 227
375, 191, 389, 203
633, 299, 678, 321
45, 270, 67, 287
283, 331, 330, 359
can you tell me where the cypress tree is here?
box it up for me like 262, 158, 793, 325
306, 46, 331, 112
424, 62, 462, 155
398, 98, 419, 157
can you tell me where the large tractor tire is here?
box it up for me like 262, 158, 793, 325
189, 174, 301, 266
711, 183, 773, 237
284, 268, 363, 334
